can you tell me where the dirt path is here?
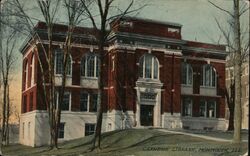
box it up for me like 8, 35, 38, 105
157, 129, 248, 143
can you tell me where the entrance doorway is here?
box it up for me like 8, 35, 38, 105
140, 105, 154, 126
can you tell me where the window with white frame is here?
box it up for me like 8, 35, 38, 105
182, 97, 192, 116
80, 92, 98, 112
199, 100, 206, 117
81, 53, 99, 78
85, 123, 95, 136
58, 123, 65, 139
62, 92, 70, 110
207, 100, 216, 118
201, 65, 216, 87
139, 54, 159, 79
55, 49, 71, 75
92, 94, 98, 112
31, 54, 35, 85
25, 61, 28, 89
181, 62, 193, 85
80, 92, 88, 111
199, 99, 216, 118
56, 91, 71, 111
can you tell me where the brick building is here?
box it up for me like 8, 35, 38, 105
19, 17, 228, 147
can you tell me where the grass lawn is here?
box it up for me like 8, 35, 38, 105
3, 129, 248, 156
175, 129, 249, 140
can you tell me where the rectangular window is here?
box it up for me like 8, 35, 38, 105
200, 99, 216, 118
90, 94, 98, 112
199, 100, 206, 117
207, 100, 216, 118
85, 123, 95, 136
58, 123, 65, 139
80, 92, 88, 111
62, 92, 70, 111
182, 97, 192, 116
80, 92, 99, 112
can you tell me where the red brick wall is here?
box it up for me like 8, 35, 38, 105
21, 30, 226, 120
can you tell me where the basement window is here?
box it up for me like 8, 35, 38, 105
85, 123, 96, 136
58, 123, 65, 139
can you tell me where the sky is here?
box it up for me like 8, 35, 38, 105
4, 0, 249, 114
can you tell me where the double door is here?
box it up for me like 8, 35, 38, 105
140, 105, 154, 126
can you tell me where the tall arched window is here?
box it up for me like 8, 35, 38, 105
55, 49, 72, 75
181, 62, 193, 85
201, 64, 216, 87
81, 53, 99, 78
139, 54, 159, 79
30, 54, 35, 85
25, 61, 29, 89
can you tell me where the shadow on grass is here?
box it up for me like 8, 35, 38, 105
99, 134, 172, 154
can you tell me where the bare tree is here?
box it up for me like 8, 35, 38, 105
79, 0, 146, 150
7, 0, 86, 149
209, 0, 249, 143
0, 4, 19, 153
6, 0, 61, 148
54, 0, 87, 148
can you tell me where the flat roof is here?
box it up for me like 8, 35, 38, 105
115, 16, 183, 28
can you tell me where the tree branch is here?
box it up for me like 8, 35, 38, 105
208, 0, 234, 17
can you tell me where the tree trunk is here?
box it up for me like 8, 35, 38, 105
0, 0, 2, 153
227, 81, 235, 131
48, 30, 56, 148
54, 35, 71, 149
6, 84, 10, 145
2, 81, 8, 145
92, 42, 105, 150
232, 0, 242, 143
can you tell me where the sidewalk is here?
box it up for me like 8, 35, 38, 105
157, 129, 248, 143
